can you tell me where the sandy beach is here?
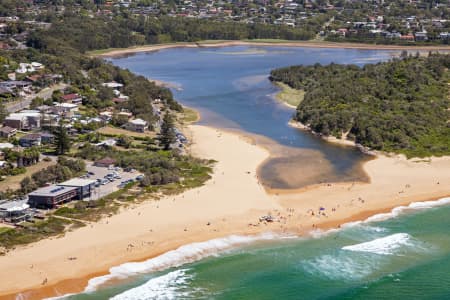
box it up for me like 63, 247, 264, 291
93, 40, 450, 58
0, 123, 449, 299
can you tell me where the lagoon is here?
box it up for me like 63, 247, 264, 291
110, 46, 394, 189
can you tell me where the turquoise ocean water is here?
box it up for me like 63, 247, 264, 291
50, 46, 450, 299
59, 198, 450, 300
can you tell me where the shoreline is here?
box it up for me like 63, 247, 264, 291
1, 125, 450, 299
91, 40, 450, 58
288, 119, 376, 154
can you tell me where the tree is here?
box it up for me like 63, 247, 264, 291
54, 121, 71, 155
20, 176, 37, 194
117, 134, 132, 148
159, 113, 176, 150
0, 103, 8, 124
30, 97, 44, 109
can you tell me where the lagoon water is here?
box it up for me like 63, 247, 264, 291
109, 46, 394, 189
58, 46, 450, 299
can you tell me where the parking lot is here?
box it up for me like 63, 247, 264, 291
83, 163, 143, 200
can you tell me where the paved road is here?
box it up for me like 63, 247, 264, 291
6, 83, 67, 113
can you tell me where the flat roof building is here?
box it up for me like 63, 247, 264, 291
58, 178, 96, 200
28, 185, 78, 208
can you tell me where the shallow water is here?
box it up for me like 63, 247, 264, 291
109, 46, 393, 189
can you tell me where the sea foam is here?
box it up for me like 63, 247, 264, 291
110, 269, 195, 300
83, 233, 280, 293
342, 233, 412, 255
365, 197, 450, 223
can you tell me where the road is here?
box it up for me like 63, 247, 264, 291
6, 83, 67, 113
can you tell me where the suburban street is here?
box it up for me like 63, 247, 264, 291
6, 83, 67, 113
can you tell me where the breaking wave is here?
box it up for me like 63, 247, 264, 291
110, 269, 196, 300
342, 233, 412, 255
83, 233, 281, 293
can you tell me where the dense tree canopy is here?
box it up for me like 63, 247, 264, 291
27, 14, 314, 53
270, 54, 450, 157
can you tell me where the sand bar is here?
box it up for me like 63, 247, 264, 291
0, 125, 449, 299
92, 40, 450, 58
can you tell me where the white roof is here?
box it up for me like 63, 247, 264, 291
129, 118, 147, 125
7, 111, 41, 119
102, 82, 124, 88
0, 199, 29, 212
0, 143, 14, 149
58, 178, 96, 187
55, 103, 78, 109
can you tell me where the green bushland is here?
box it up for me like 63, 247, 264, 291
270, 53, 450, 158
0, 217, 77, 249
275, 82, 305, 107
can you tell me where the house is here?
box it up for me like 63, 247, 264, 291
0, 126, 17, 138
0, 80, 32, 90
40, 132, 55, 144
28, 185, 78, 208
0, 142, 14, 149
94, 157, 116, 168
15, 63, 35, 74
19, 133, 42, 147
400, 34, 415, 41
414, 31, 428, 41
0, 199, 33, 223
61, 93, 82, 104
57, 178, 96, 200
102, 82, 124, 89
54, 103, 78, 117
31, 62, 44, 70
439, 32, 450, 39
4, 111, 41, 130
95, 139, 116, 148
124, 118, 148, 132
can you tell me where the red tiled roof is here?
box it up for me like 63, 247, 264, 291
61, 93, 81, 101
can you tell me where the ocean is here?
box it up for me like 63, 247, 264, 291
56, 197, 450, 299
50, 46, 450, 299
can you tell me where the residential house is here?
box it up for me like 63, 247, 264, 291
61, 93, 83, 104
4, 111, 41, 130
0, 126, 17, 138
0, 199, 33, 223
124, 118, 148, 133
94, 157, 116, 168
414, 31, 428, 41
53, 103, 79, 117
0, 142, 14, 150
19, 133, 41, 147
40, 132, 55, 144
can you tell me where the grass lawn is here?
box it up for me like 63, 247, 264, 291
0, 159, 56, 191
179, 106, 200, 124
274, 82, 305, 108
98, 126, 156, 139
